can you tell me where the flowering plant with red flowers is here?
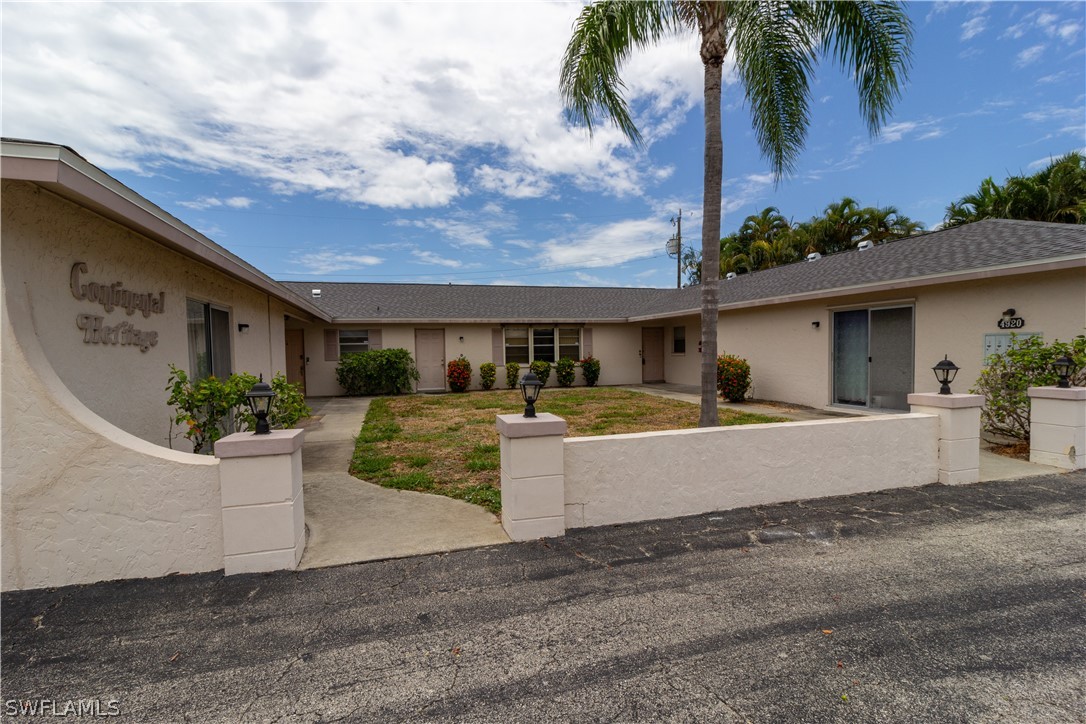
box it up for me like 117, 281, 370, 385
717, 353, 751, 402
447, 355, 473, 392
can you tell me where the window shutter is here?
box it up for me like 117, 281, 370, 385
582, 328, 593, 358
491, 328, 503, 364
369, 329, 382, 350
324, 329, 339, 361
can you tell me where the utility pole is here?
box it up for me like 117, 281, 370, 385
667, 209, 683, 288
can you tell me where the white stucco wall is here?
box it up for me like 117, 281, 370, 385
563, 414, 939, 528
662, 267, 1085, 409
1, 280, 223, 591
1, 180, 293, 448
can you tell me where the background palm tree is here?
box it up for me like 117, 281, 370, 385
561, 1, 912, 426
944, 153, 1086, 227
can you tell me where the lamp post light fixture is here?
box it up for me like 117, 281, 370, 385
932, 356, 960, 395
520, 371, 543, 418
1053, 355, 1075, 389
246, 374, 276, 434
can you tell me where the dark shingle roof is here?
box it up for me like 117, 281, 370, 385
280, 220, 1085, 322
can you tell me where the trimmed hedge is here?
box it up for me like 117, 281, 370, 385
336, 348, 420, 396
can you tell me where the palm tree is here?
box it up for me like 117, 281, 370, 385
561, 1, 912, 427
944, 153, 1086, 227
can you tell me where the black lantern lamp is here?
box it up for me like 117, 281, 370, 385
246, 374, 275, 434
1053, 355, 1075, 389
520, 371, 543, 418
932, 356, 960, 395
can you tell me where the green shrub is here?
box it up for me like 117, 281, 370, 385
505, 362, 521, 389
971, 334, 1086, 441
556, 357, 576, 387
447, 355, 472, 392
580, 355, 601, 387
335, 348, 420, 396
166, 366, 309, 454
479, 362, 497, 390
717, 354, 752, 403
530, 359, 552, 386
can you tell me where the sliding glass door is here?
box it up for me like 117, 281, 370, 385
832, 306, 914, 410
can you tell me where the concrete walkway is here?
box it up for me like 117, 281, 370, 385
298, 397, 509, 569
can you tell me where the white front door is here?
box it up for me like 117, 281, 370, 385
415, 329, 446, 391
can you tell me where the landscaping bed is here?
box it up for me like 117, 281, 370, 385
349, 388, 788, 514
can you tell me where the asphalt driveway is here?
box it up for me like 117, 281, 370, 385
3, 471, 1084, 723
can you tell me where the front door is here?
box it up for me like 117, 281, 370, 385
285, 329, 306, 394
642, 327, 665, 383
415, 329, 446, 391
832, 306, 914, 410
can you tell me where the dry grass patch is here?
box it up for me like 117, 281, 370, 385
349, 388, 787, 513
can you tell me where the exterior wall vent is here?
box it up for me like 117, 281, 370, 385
806, 252, 822, 262
725, 272, 737, 280
311, 289, 322, 298
857, 240, 874, 251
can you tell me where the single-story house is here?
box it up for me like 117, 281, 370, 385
3, 139, 1084, 590
4, 137, 1085, 451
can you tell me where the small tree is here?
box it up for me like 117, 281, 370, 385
447, 356, 472, 392
580, 356, 601, 387
556, 357, 576, 387
530, 359, 552, 386
971, 334, 1086, 441
717, 354, 752, 403
505, 362, 521, 389
479, 362, 497, 390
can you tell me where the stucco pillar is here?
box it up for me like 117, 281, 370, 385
1027, 386, 1086, 470
215, 429, 306, 575
497, 413, 567, 541
908, 393, 983, 485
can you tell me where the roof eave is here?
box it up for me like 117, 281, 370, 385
626, 255, 1086, 321
1, 140, 332, 323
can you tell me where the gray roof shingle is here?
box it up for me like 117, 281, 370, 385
280, 220, 1085, 322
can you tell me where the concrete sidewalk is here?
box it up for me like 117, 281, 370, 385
3, 471, 1082, 722
298, 397, 508, 569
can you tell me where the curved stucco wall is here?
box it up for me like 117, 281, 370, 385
1, 279, 224, 591
1, 180, 288, 449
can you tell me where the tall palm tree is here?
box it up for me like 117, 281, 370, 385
561, 1, 912, 427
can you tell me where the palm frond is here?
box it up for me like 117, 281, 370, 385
815, 0, 913, 135
560, 0, 684, 146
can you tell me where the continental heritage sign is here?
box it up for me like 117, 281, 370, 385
70, 262, 163, 352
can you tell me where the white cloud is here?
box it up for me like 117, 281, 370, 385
536, 217, 671, 269
289, 250, 383, 275
926, 1, 953, 24
1016, 44, 1046, 67
961, 16, 988, 41
1022, 105, 1083, 123
474, 165, 552, 199
412, 250, 463, 268
722, 173, 776, 216
0, 3, 687, 210
177, 195, 254, 210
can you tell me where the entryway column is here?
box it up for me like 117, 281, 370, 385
908, 393, 983, 485
215, 429, 306, 575
497, 413, 567, 541
1027, 386, 1086, 470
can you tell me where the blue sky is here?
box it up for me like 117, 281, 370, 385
3, 2, 1083, 288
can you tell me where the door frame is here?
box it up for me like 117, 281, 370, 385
641, 326, 666, 383
415, 328, 446, 392
830, 304, 915, 410
284, 328, 306, 395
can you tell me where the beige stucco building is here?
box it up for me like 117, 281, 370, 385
2, 138, 1084, 590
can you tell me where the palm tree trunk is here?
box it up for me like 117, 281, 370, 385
699, 42, 723, 428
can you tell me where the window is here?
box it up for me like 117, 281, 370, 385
339, 330, 369, 355
504, 326, 581, 364
187, 299, 231, 379
673, 326, 686, 354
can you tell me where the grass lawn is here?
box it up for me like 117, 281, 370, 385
349, 388, 788, 515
